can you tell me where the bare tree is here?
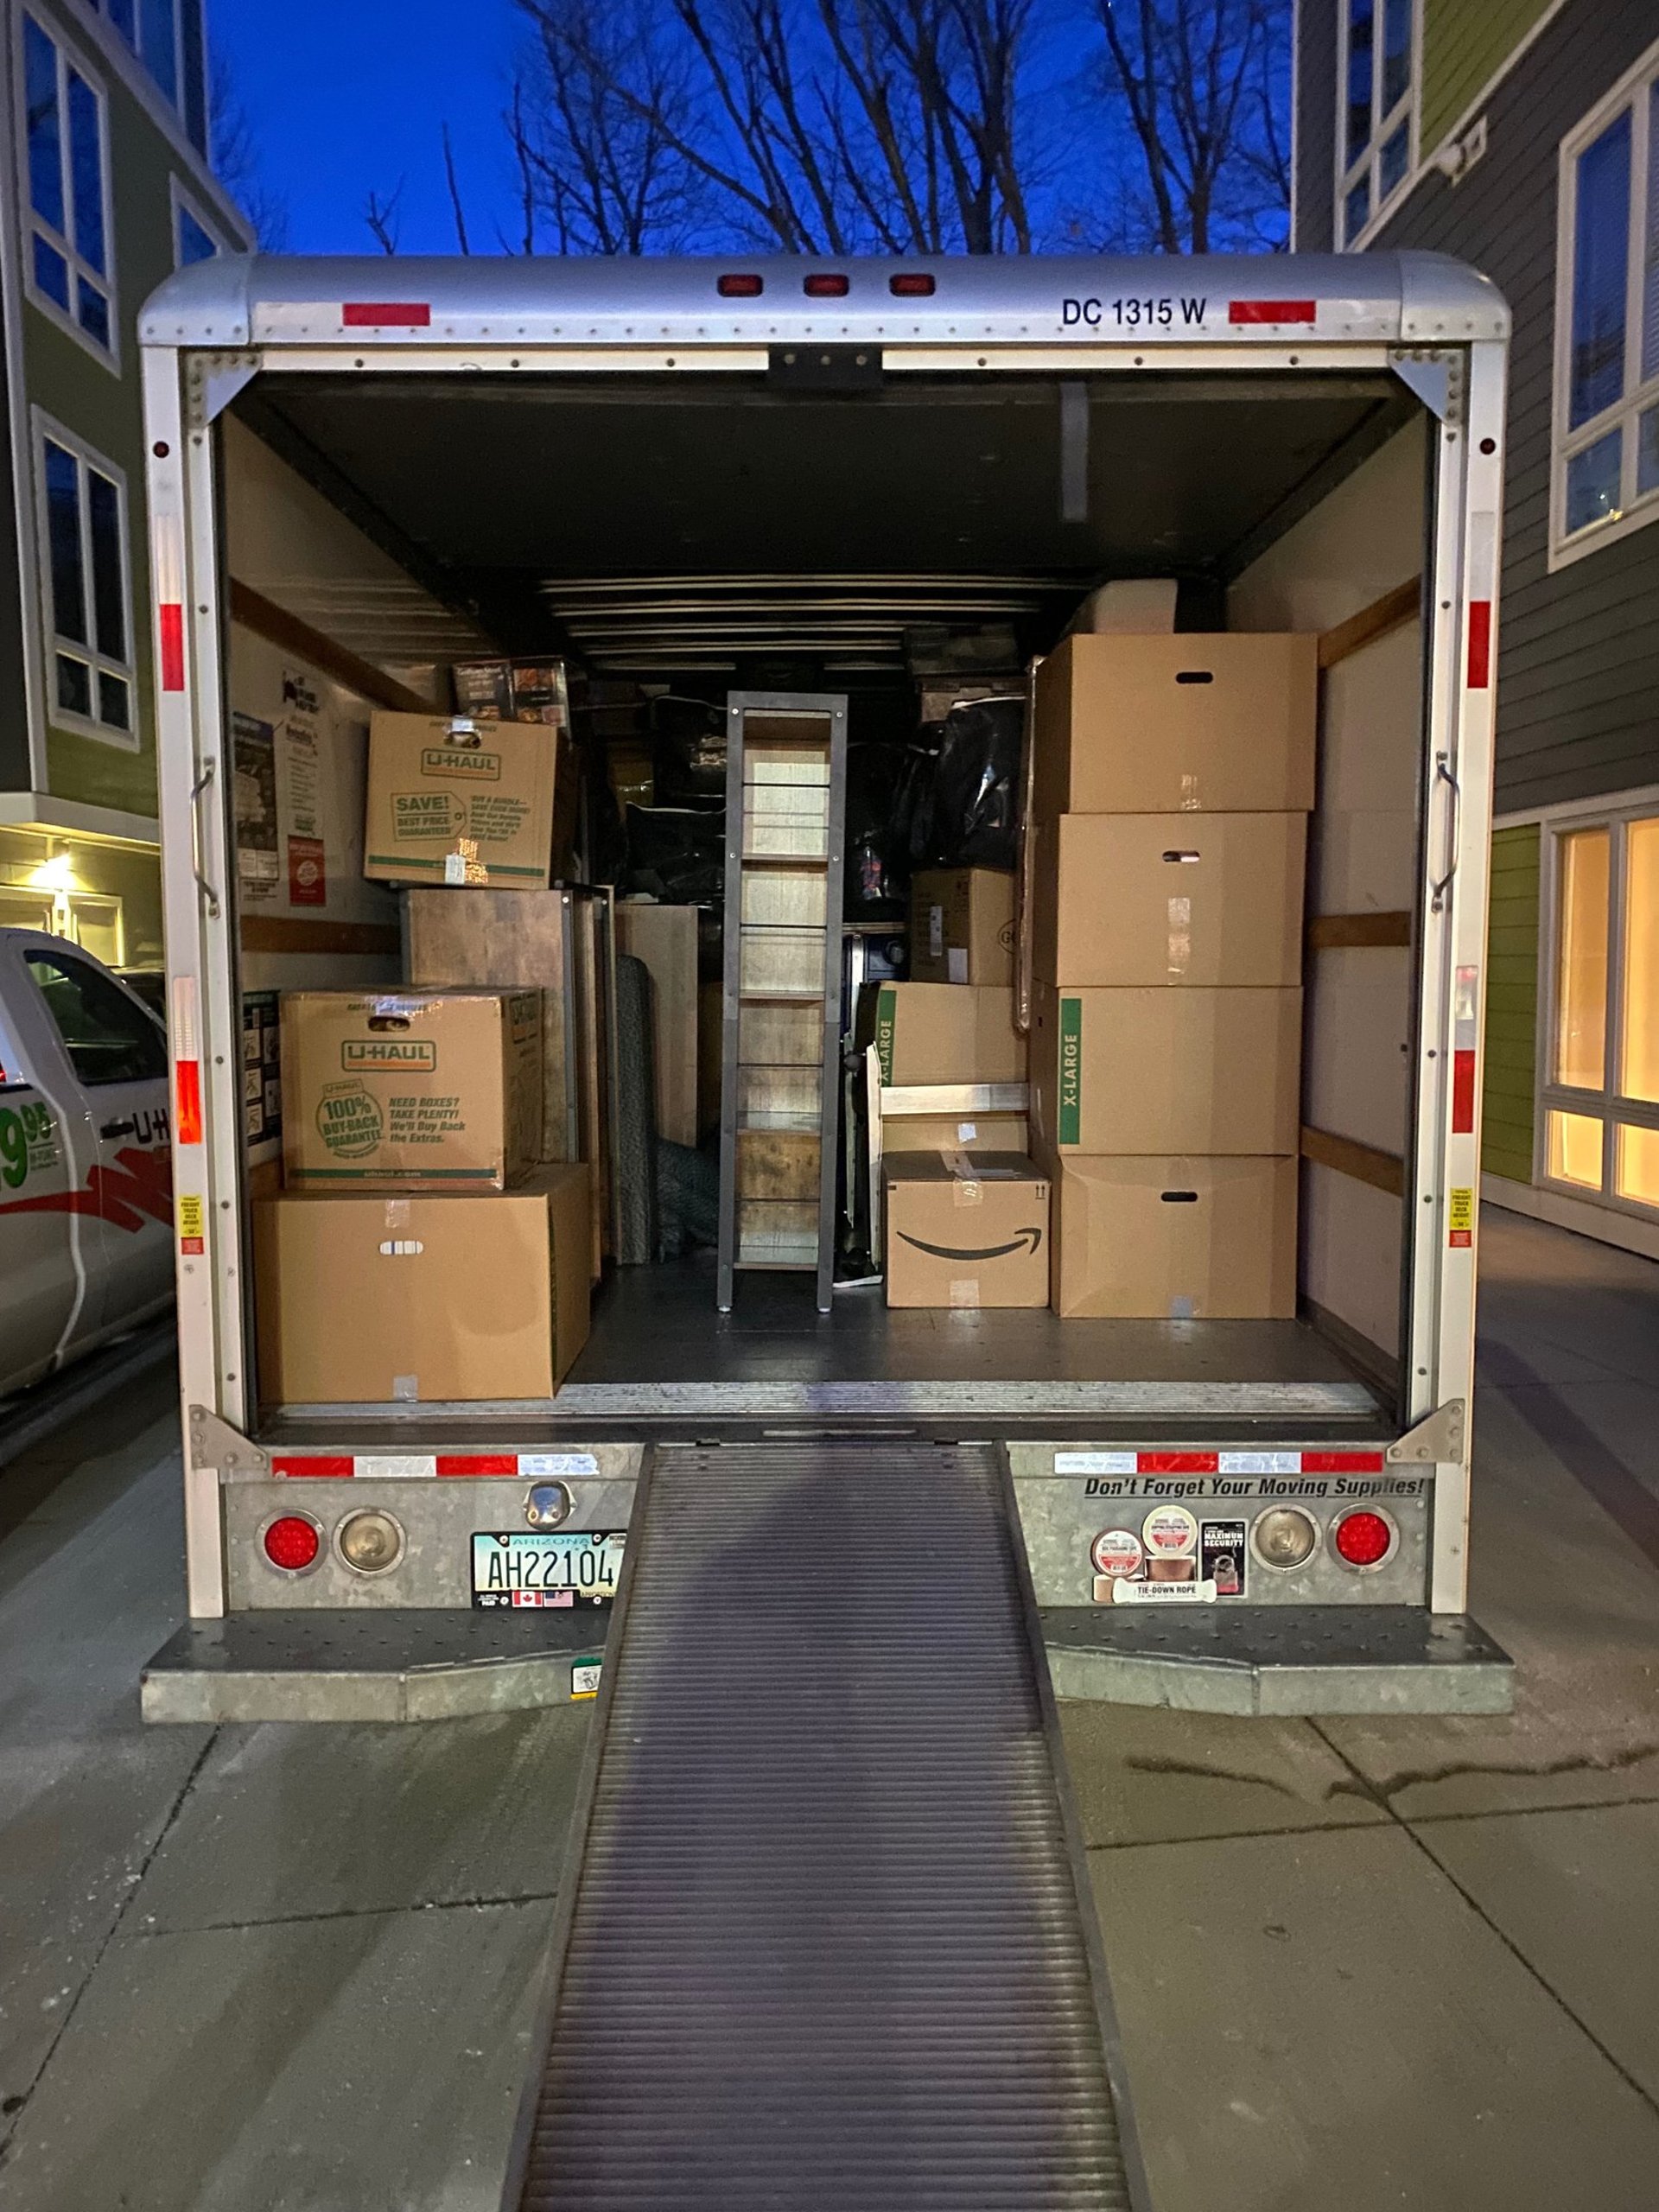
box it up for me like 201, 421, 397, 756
209, 52, 290, 249
1091, 0, 1289, 252
442, 124, 474, 253
364, 181, 406, 255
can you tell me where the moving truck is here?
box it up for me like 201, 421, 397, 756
136, 252, 1513, 1721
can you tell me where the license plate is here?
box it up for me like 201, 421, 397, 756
471, 1530, 625, 1609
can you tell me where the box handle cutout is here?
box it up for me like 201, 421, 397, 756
1174, 670, 1215, 684
367, 1014, 411, 1031
1160, 1190, 1199, 1204
1162, 849, 1201, 864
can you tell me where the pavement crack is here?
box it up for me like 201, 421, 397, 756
1351, 1743, 1659, 1800
125, 1886, 563, 1940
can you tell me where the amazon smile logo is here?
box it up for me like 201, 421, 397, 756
895, 1225, 1044, 1262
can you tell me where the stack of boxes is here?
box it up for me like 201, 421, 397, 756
254, 988, 593, 1404
1027, 634, 1316, 1318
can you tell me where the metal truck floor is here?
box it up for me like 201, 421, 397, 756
505, 1441, 1145, 2211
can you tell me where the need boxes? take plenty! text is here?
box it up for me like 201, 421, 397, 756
281, 990, 541, 1190
365, 713, 556, 887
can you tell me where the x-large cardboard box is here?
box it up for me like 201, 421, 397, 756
909, 868, 1016, 985
1029, 813, 1306, 988
1047, 1154, 1296, 1319
365, 713, 556, 887
281, 989, 541, 1189
254, 1164, 592, 1402
1030, 986, 1301, 1155
1033, 634, 1316, 815
865, 983, 1026, 1085
885, 1152, 1050, 1308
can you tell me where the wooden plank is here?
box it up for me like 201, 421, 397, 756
1300, 1123, 1406, 1198
239, 916, 401, 957
616, 905, 700, 1147
1306, 911, 1412, 950
230, 579, 432, 715
736, 1128, 822, 1199
1318, 577, 1422, 671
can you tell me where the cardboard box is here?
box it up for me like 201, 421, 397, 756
1033, 634, 1316, 815
254, 1165, 592, 1403
909, 868, 1016, 986
1030, 986, 1301, 1155
1047, 1154, 1296, 1319
864, 983, 1026, 1086
365, 712, 556, 887
616, 904, 699, 1146
882, 1110, 1029, 1155
281, 988, 541, 1190
885, 1152, 1050, 1308
1029, 813, 1306, 988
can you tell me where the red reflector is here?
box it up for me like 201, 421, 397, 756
1467, 600, 1492, 688
1229, 298, 1316, 324
264, 1516, 321, 1571
341, 302, 430, 327
1300, 1452, 1385, 1475
275, 1456, 354, 1479
1137, 1452, 1219, 1474
1452, 1047, 1477, 1134
159, 602, 185, 691
436, 1454, 519, 1478
1332, 1510, 1393, 1567
175, 1058, 203, 1147
717, 273, 764, 297
890, 272, 936, 296
804, 273, 849, 297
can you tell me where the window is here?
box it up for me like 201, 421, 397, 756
1552, 41, 1659, 563
1541, 804, 1659, 1215
25, 949, 166, 1086
20, 13, 115, 360
91, 0, 207, 153
171, 179, 223, 267
1337, 0, 1417, 246
33, 416, 135, 747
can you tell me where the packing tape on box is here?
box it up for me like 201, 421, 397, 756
950, 1278, 982, 1308
1166, 894, 1192, 977
392, 1373, 419, 1402
1180, 772, 1201, 811
444, 836, 487, 887
384, 1197, 411, 1230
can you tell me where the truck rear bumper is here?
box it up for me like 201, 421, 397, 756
142, 1603, 1513, 1724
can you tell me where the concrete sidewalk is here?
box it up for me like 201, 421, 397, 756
0, 1207, 1656, 2209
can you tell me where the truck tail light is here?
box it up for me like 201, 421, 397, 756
1332, 1509, 1395, 1568
717, 273, 764, 297
1251, 1506, 1318, 1570
889, 272, 935, 296
263, 1515, 321, 1572
804, 273, 849, 297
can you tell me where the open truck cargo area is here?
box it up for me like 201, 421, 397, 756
136, 251, 1512, 1727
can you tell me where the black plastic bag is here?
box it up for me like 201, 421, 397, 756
929, 696, 1024, 870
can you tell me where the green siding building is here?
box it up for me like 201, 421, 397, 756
0, 0, 248, 969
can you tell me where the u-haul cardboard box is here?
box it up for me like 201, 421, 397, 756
254, 1164, 591, 1402
885, 1152, 1049, 1308
365, 712, 556, 887
281, 989, 541, 1190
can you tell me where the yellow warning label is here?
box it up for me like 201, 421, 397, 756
1447, 1186, 1474, 1248
178, 1193, 205, 1255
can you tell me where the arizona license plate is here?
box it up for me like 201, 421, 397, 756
471, 1530, 625, 1609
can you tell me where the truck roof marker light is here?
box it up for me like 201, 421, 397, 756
1229, 298, 1316, 324
890, 272, 936, 296
341, 302, 431, 327
263, 1515, 321, 1572
1332, 1508, 1395, 1569
804, 273, 850, 297
717, 273, 764, 297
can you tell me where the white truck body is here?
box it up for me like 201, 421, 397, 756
135, 252, 1510, 1713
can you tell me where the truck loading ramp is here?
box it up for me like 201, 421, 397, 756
504, 1440, 1147, 2211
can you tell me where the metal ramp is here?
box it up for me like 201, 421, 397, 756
505, 1441, 1146, 2211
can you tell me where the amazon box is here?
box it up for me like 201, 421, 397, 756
254, 1165, 591, 1403
863, 983, 1026, 1085
1029, 813, 1306, 988
1033, 633, 1316, 815
885, 1152, 1049, 1308
909, 868, 1016, 985
1048, 1154, 1296, 1319
1030, 986, 1301, 1155
281, 988, 541, 1190
365, 712, 556, 887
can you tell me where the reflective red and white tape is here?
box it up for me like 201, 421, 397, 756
1053, 1449, 1386, 1475
270, 1452, 599, 1480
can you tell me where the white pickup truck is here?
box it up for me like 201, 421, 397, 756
0, 929, 174, 1399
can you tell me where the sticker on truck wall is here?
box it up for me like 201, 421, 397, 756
178, 1193, 205, 1255
1141, 1503, 1198, 1556
1447, 1187, 1474, 1248
1199, 1519, 1247, 1597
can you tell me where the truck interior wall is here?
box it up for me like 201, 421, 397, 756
1229, 418, 1429, 1383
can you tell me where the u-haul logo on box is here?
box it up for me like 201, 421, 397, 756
421, 747, 500, 782
342, 1039, 437, 1073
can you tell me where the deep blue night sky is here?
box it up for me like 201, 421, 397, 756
213, 0, 526, 254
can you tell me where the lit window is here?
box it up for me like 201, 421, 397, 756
1553, 42, 1659, 562
1554, 828, 1609, 1090
1337, 0, 1415, 246
34, 417, 136, 747
1547, 1110, 1603, 1189
21, 15, 115, 360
